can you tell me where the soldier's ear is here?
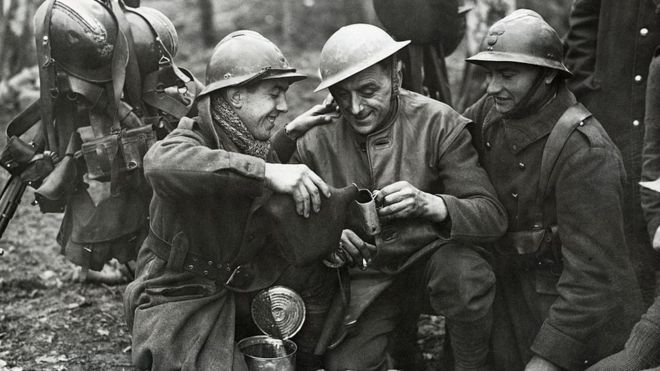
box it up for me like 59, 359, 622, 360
225, 87, 243, 108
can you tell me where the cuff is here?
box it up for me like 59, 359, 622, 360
530, 322, 588, 371
270, 127, 297, 163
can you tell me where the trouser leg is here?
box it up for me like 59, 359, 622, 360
423, 242, 496, 371
324, 282, 401, 371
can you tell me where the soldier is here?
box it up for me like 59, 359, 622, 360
564, 0, 660, 305
293, 23, 507, 371
12, 0, 199, 284
123, 31, 343, 370
463, 10, 644, 370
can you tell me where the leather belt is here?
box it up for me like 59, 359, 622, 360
147, 229, 243, 285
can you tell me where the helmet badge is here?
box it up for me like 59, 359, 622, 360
486, 30, 504, 51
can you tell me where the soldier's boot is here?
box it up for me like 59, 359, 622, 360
446, 311, 493, 371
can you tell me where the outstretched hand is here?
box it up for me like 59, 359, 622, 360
264, 163, 331, 217
284, 96, 340, 139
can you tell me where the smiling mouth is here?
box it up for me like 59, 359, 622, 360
353, 111, 372, 122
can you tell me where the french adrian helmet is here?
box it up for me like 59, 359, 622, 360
466, 9, 572, 77
199, 30, 306, 97
34, 0, 122, 83
314, 24, 410, 92
125, 6, 179, 77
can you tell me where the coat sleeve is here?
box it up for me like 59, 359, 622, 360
530, 145, 635, 370
144, 126, 267, 199
436, 127, 508, 243
564, 0, 602, 98
641, 53, 660, 241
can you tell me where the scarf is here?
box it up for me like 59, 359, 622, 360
210, 95, 271, 159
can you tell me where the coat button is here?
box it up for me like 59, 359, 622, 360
512, 144, 518, 151
578, 121, 584, 127
485, 141, 492, 149
634, 74, 643, 83
518, 162, 525, 170
511, 192, 518, 199
633, 120, 640, 127
640, 28, 649, 36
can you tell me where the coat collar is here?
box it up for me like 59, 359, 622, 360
485, 85, 577, 154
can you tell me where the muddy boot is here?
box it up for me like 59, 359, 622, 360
446, 312, 493, 371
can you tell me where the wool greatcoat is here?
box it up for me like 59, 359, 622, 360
564, 0, 660, 303
463, 86, 644, 371
293, 89, 507, 370
123, 96, 336, 371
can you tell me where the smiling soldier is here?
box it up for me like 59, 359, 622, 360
124, 30, 342, 371
293, 23, 508, 371
463, 10, 644, 371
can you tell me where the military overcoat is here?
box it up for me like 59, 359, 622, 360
464, 87, 644, 371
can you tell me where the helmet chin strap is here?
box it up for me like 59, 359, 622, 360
503, 68, 557, 119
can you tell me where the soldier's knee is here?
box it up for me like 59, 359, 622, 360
426, 243, 495, 320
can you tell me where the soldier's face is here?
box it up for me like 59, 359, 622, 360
234, 79, 290, 141
330, 63, 393, 135
483, 62, 542, 115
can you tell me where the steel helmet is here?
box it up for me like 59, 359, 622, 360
466, 9, 572, 77
315, 24, 410, 92
126, 6, 179, 76
34, 0, 123, 83
199, 31, 306, 97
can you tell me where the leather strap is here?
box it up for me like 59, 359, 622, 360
531, 102, 592, 228
35, 0, 59, 153
147, 228, 242, 284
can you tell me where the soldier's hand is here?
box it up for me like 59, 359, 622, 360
339, 229, 376, 270
653, 226, 660, 252
524, 355, 561, 371
284, 98, 340, 139
376, 181, 448, 222
264, 163, 331, 217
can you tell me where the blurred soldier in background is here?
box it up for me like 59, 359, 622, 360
564, 0, 660, 306
464, 9, 643, 370
0, 0, 200, 283
295, 23, 507, 371
123, 30, 346, 370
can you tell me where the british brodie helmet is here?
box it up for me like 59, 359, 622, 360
315, 23, 410, 92
199, 30, 306, 97
466, 9, 572, 78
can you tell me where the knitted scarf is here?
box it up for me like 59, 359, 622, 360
210, 95, 270, 159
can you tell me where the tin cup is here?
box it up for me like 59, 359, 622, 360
238, 335, 297, 371
354, 189, 381, 236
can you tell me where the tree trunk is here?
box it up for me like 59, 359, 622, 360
281, 0, 294, 46
198, 0, 216, 48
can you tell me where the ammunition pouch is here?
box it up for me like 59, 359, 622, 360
79, 124, 156, 181
497, 225, 561, 272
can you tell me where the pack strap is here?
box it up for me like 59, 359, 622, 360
531, 102, 592, 228
35, 0, 58, 153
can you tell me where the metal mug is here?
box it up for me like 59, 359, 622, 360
354, 188, 381, 236
238, 335, 297, 371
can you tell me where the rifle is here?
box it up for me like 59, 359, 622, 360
0, 174, 27, 240
0, 99, 52, 242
